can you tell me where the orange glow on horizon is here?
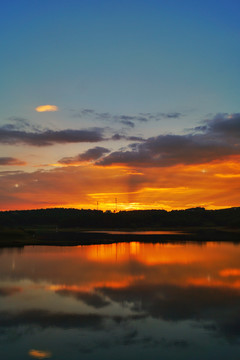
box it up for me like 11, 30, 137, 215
1, 156, 240, 211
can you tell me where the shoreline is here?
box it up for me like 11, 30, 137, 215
0, 228, 240, 247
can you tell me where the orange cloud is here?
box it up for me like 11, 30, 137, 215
35, 105, 58, 112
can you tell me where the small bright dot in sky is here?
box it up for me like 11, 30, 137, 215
35, 105, 59, 112
14, 184, 19, 188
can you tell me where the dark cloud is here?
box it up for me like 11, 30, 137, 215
198, 113, 240, 138
111, 134, 123, 140
93, 112, 240, 167
73, 109, 110, 120
127, 136, 145, 142
56, 289, 110, 308
1, 112, 240, 170
164, 112, 182, 119
111, 134, 145, 142
98, 133, 238, 167
0, 128, 105, 146
119, 120, 135, 128
79, 109, 95, 115
1, 124, 18, 131
97, 150, 148, 166
113, 112, 183, 123
6, 117, 31, 130
59, 147, 110, 164
139, 112, 182, 120
0, 157, 26, 166
3, 117, 43, 133
117, 115, 148, 123
98, 111, 240, 168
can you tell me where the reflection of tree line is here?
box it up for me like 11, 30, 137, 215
0, 207, 239, 229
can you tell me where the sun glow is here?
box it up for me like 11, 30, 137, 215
1, 157, 240, 211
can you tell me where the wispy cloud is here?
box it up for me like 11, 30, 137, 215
5, 117, 31, 130
0, 157, 26, 166
59, 147, 111, 165
111, 134, 145, 142
0, 124, 146, 147
119, 120, 135, 128
72, 108, 183, 126
3, 117, 44, 133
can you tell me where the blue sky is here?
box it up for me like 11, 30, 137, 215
1, 0, 240, 118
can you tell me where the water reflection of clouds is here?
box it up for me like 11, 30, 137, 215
219, 268, 240, 277
100, 282, 240, 342
0, 309, 145, 330
0, 286, 22, 297
55, 288, 111, 308
1, 243, 240, 349
1, 243, 240, 289
1, 283, 240, 343
0, 309, 190, 355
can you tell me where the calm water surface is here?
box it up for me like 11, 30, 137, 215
83, 230, 183, 234
1, 242, 240, 359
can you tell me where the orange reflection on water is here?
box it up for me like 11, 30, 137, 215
219, 268, 240, 277
2, 242, 240, 301
82, 242, 240, 290
187, 277, 240, 289
84, 242, 217, 265
84, 242, 141, 263
48, 274, 145, 293
28, 349, 52, 359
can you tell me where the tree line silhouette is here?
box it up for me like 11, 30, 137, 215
0, 207, 239, 229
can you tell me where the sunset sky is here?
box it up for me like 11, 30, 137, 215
1, 0, 240, 211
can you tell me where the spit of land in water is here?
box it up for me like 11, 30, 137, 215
0, 226, 240, 247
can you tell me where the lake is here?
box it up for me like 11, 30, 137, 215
1, 241, 240, 359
